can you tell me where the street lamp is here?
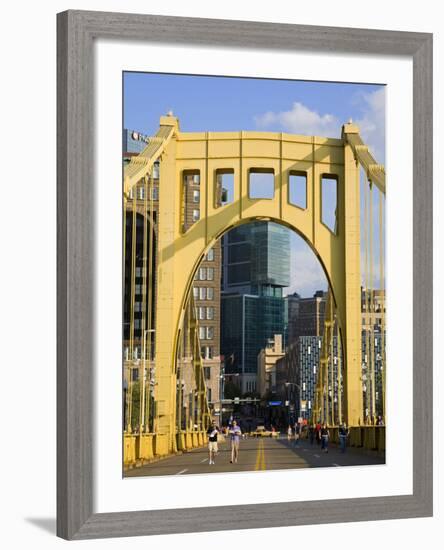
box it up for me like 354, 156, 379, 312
140, 329, 155, 432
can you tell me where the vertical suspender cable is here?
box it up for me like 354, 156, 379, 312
123, 195, 129, 432
369, 181, 376, 423
379, 191, 385, 422
362, 172, 367, 422
139, 175, 149, 433
147, 170, 154, 432
337, 326, 342, 425
128, 186, 137, 432
329, 298, 334, 426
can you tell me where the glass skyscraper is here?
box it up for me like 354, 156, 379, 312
221, 222, 290, 393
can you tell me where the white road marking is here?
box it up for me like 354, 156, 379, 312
314, 454, 320, 458
177, 469, 188, 475
332, 463, 341, 467
200, 458, 208, 463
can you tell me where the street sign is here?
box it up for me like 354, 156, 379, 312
268, 401, 282, 406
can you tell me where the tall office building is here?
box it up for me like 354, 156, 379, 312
286, 290, 326, 346
276, 336, 340, 421
222, 222, 290, 296
221, 221, 290, 393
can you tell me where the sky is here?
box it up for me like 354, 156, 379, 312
124, 72, 385, 297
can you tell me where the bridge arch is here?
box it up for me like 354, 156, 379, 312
176, 215, 337, 360
148, 117, 366, 455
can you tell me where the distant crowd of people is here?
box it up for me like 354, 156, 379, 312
206, 414, 384, 465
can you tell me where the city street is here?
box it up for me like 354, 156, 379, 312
124, 436, 385, 477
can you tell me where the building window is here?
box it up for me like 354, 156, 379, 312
193, 287, 199, 299
124, 347, 129, 360
204, 367, 211, 380
207, 388, 212, 403
207, 287, 214, 300
206, 248, 215, 261
207, 267, 214, 281
193, 174, 200, 185
199, 307, 205, 320
199, 327, 206, 340
206, 307, 214, 320
199, 287, 206, 300
206, 326, 214, 340
193, 190, 200, 203
139, 186, 145, 200
192, 209, 200, 222
150, 187, 159, 201
313, 365, 316, 374
199, 267, 206, 280
201, 346, 213, 359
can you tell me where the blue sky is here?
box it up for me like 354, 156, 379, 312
124, 72, 385, 297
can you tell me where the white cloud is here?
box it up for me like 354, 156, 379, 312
254, 102, 340, 137
253, 89, 385, 163
354, 88, 385, 162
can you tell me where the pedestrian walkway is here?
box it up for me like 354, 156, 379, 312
125, 434, 384, 477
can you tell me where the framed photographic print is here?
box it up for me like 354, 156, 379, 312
57, 10, 433, 540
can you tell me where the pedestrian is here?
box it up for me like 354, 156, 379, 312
207, 419, 220, 465
309, 424, 315, 445
287, 425, 292, 442
315, 421, 321, 445
339, 422, 349, 453
294, 422, 300, 446
320, 423, 330, 453
229, 420, 242, 463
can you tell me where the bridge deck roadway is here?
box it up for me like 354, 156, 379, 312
124, 436, 385, 477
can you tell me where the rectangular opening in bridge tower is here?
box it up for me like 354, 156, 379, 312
321, 175, 338, 234
215, 169, 234, 207
248, 168, 275, 199
289, 171, 307, 209
182, 170, 201, 232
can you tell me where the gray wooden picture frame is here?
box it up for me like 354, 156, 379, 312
57, 9, 433, 540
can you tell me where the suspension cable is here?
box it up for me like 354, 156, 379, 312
379, 190, 386, 422
369, 180, 376, 423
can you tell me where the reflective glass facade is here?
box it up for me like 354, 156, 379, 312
221, 221, 290, 390
123, 128, 149, 155
222, 221, 290, 295
221, 294, 286, 376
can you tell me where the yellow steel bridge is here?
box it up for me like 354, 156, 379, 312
123, 114, 385, 466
